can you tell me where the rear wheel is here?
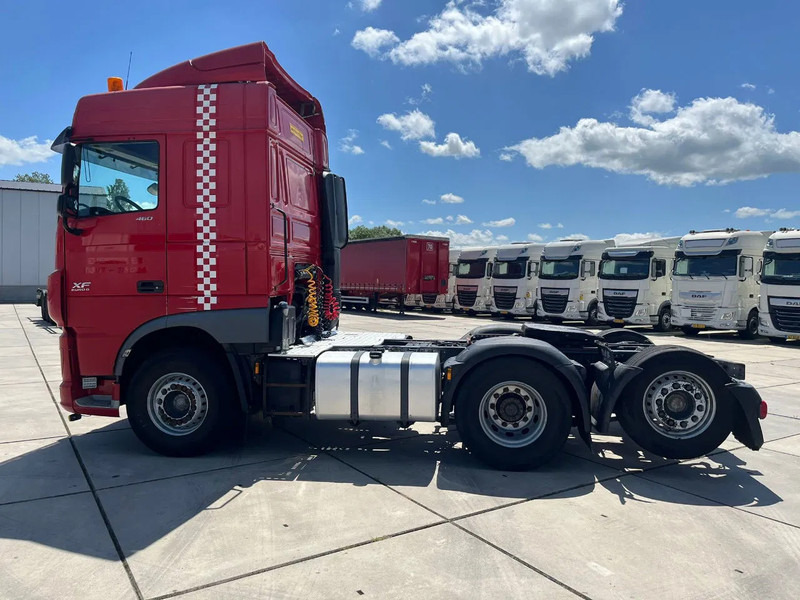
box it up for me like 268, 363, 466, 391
738, 310, 759, 340
681, 325, 701, 337
455, 358, 572, 470
653, 307, 672, 332
616, 351, 732, 458
127, 348, 234, 456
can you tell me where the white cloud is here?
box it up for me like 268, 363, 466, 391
380, 140, 392, 149
377, 109, 436, 140
741, 83, 756, 90
629, 89, 676, 126
773, 208, 800, 219
423, 217, 445, 224
496, 235, 510, 242
359, 0, 382, 12
386, 219, 405, 227
557, 223, 564, 228
340, 129, 365, 155
407, 83, 433, 105
538, 223, 553, 229
419, 132, 480, 159
505, 91, 800, 186
614, 232, 664, 246
422, 198, 436, 205
499, 152, 514, 162
483, 217, 516, 228
768, 88, 775, 95
352, 27, 400, 57
355, 0, 623, 76
349, 214, 364, 225
440, 193, 465, 204
0, 135, 53, 167
455, 214, 473, 224
563, 233, 590, 240
333, 28, 341, 36
417, 228, 501, 248
527, 233, 545, 242
735, 206, 771, 218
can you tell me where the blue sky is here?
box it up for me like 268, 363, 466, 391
1, 0, 799, 246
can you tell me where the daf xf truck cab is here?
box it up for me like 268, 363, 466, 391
46, 42, 766, 471
454, 247, 497, 314
597, 238, 679, 331
758, 228, 800, 342
536, 239, 612, 324
671, 229, 769, 339
489, 243, 545, 319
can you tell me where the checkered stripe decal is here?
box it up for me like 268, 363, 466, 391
196, 84, 218, 310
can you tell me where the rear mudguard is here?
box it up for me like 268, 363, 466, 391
442, 336, 592, 447
726, 381, 764, 450
590, 361, 643, 433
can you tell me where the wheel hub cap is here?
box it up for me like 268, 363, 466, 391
479, 382, 548, 448
146, 373, 209, 436
642, 371, 716, 439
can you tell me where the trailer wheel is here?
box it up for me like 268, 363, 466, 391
127, 349, 234, 456
455, 358, 571, 470
653, 307, 672, 332
681, 325, 701, 337
616, 352, 732, 459
738, 310, 759, 340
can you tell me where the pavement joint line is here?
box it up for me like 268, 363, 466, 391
13, 305, 145, 600
146, 520, 450, 600
766, 412, 800, 421
754, 381, 800, 390
0, 489, 89, 508
0, 434, 65, 445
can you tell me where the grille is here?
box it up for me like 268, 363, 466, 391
603, 292, 637, 318
422, 294, 437, 305
458, 289, 478, 308
541, 292, 568, 314
493, 290, 516, 310
689, 306, 716, 321
771, 305, 800, 333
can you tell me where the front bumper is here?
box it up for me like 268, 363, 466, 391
597, 303, 655, 326
672, 306, 743, 331
759, 313, 800, 339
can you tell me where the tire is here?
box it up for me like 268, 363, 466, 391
738, 310, 759, 340
127, 348, 235, 456
586, 302, 599, 326
653, 307, 672, 332
40, 299, 52, 325
616, 351, 732, 459
455, 358, 572, 470
681, 325, 701, 337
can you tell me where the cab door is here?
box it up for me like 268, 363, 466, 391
62, 138, 166, 375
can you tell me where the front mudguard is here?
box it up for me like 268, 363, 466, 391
727, 381, 764, 450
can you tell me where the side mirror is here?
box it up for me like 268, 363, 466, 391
739, 256, 754, 280
652, 260, 666, 279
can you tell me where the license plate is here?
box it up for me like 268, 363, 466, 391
788, 335, 800, 341
501, 311, 509, 315
692, 324, 706, 329
614, 319, 624, 323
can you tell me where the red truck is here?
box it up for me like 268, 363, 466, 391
47, 42, 766, 470
340, 235, 449, 312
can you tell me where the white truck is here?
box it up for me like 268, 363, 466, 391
454, 246, 497, 314
597, 238, 680, 331
758, 228, 800, 342
536, 239, 613, 324
489, 243, 545, 319
671, 229, 770, 339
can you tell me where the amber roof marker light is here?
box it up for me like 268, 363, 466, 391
107, 77, 124, 92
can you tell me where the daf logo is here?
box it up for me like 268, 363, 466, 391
691, 294, 707, 299
611, 291, 626, 296
788, 301, 800, 306
72, 282, 91, 292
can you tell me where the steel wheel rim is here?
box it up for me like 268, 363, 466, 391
146, 372, 209, 436
642, 370, 716, 439
661, 311, 671, 328
479, 381, 548, 448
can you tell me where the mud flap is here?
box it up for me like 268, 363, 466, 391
590, 361, 643, 433
726, 381, 765, 450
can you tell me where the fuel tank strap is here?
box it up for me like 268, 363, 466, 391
350, 351, 366, 422
400, 352, 412, 423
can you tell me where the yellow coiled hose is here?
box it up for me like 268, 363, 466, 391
303, 268, 320, 327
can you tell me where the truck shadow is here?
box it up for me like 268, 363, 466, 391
25, 316, 60, 334
0, 420, 784, 561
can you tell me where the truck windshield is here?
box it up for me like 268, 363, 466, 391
493, 258, 527, 279
457, 259, 488, 279
674, 250, 738, 278
539, 258, 579, 280
76, 141, 160, 217
762, 253, 800, 285
599, 258, 650, 280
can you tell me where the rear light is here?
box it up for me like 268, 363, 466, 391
759, 401, 768, 420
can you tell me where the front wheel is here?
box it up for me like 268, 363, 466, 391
738, 310, 759, 340
455, 358, 572, 470
653, 307, 672, 332
127, 348, 235, 456
586, 303, 599, 326
617, 351, 732, 459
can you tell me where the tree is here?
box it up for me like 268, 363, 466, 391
106, 178, 131, 211
13, 171, 54, 184
349, 225, 403, 240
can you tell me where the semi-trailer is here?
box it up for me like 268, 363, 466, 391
597, 238, 680, 331
47, 42, 765, 470
489, 243, 546, 319
409, 248, 461, 311
536, 238, 612, 325
454, 246, 497, 314
671, 229, 770, 339
340, 235, 449, 313
758, 228, 800, 342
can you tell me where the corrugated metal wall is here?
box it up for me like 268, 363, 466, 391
0, 181, 60, 300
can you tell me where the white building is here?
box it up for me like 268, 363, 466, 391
0, 181, 60, 302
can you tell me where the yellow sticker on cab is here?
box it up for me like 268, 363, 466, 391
289, 123, 305, 143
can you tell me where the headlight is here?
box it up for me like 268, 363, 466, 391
759, 317, 768, 326
634, 308, 648, 316
566, 304, 577, 312
721, 311, 734, 320
671, 308, 678, 317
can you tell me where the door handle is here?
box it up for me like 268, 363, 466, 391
137, 280, 164, 293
